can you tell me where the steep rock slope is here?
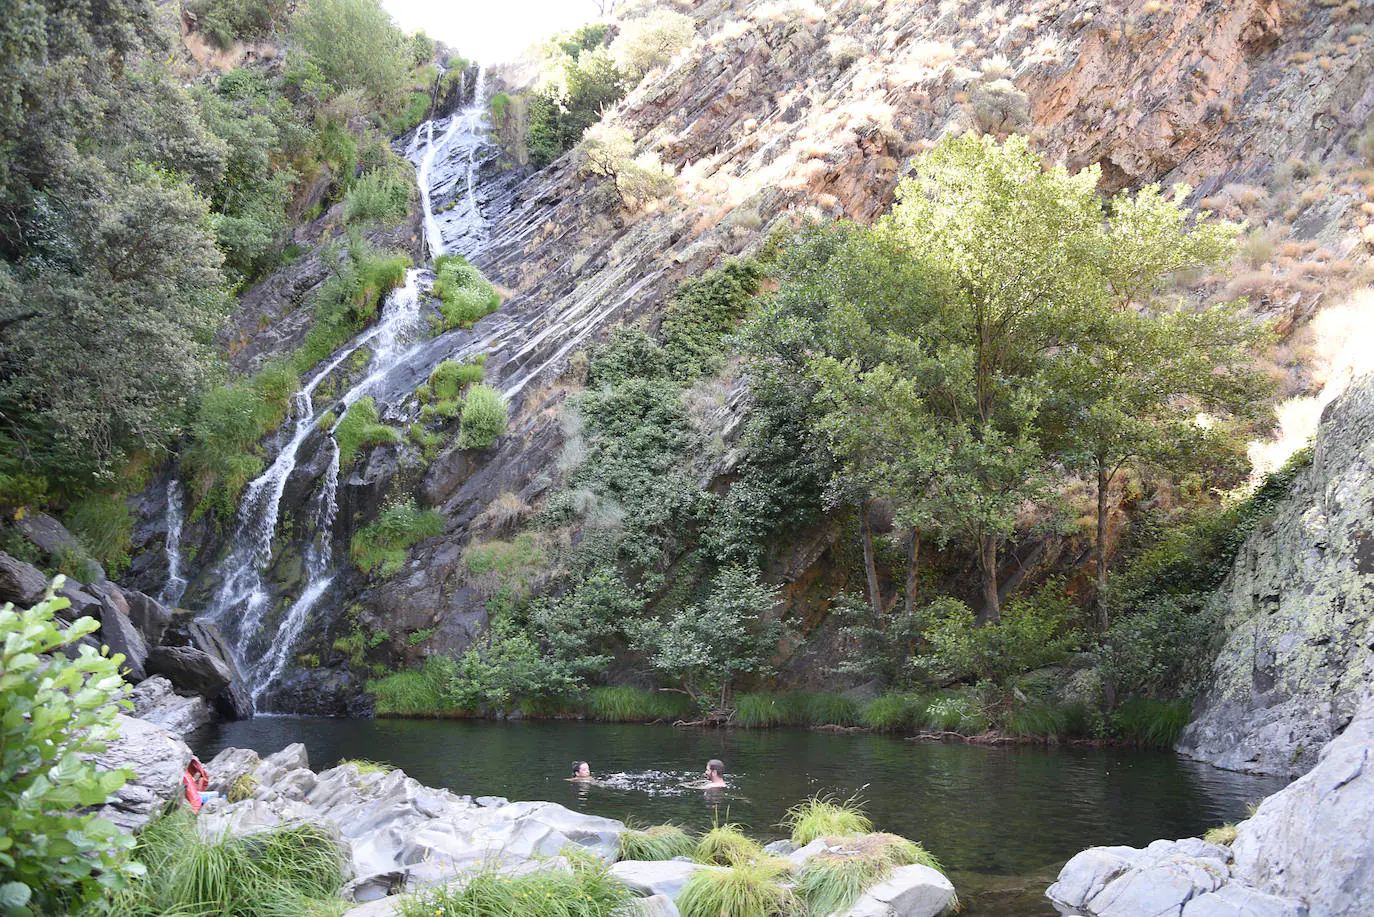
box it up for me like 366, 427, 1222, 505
1178, 371, 1374, 777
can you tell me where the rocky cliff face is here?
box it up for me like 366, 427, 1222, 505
128, 0, 1374, 708
1178, 372, 1374, 777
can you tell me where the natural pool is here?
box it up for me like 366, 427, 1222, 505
192, 717, 1286, 915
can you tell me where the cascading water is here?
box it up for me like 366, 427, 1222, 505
159, 479, 188, 606
192, 68, 494, 708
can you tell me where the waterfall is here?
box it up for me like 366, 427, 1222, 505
159, 479, 188, 606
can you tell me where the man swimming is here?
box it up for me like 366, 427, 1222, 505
704, 759, 726, 786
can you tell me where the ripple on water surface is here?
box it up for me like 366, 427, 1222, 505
192, 717, 1286, 916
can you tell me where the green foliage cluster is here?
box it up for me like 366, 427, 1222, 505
368, 655, 462, 716
457, 385, 509, 449
182, 363, 300, 522
297, 238, 411, 374
343, 154, 415, 226
446, 621, 579, 711
610, 10, 696, 80
731, 692, 862, 728
0, 589, 139, 914
292, 0, 411, 108
400, 854, 631, 917
332, 397, 401, 466
619, 824, 696, 861
63, 494, 135, 575
916, 586, 1078, 689
693, 824, 765, 867
678, 858, 794, 917
108, 809, 348, 917
783, 796, 873, 846
432, 255, 501, 331
350, 499, 443, 576
189, 0, 289, 48
584, 686, 692, 723
525, 27, 627, 167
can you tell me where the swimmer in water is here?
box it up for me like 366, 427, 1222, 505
569, 761, 593, 780
704, 759, 727, 786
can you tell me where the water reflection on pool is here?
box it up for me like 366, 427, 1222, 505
193, 717, 1285, 915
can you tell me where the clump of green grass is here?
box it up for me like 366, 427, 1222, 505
917, 692, 990, 734
458, 384, 508, 449
799, 692, 861, 727
585, 686, 692, 723
107, 809, 348, 917
1110, 697, 1192, 748
350, 499, 444, 576
227, 773, 259, 803
861, 693, 926, 732
332, 396, 401, 465
295, 239, 410, 374
1203, 823, 1238, 846
339, 759, 392, 775
733, 692, 794, 727
619, 824, 696, 861
678, 858, 795, 917
432, 254, 501, 331
782, 795, 872, 847
401, 854, 631, 917
796, 833, 944, 915
369, 656, 469, 717
694, 824, 765, 866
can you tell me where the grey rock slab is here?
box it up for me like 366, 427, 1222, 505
89, 713, 193, 832
475, 795, 508, 807
129, 676, 213, 736
763, 838, 796, 856
146, 643, 232, 698
610, 860, 719, 901
1182, 883, 1310, 917
788, 837, 833, 866
125, 590, 173, 647
502, 800, 625, 859
0, 551, 48, 606
1230, 697, 1374, 916
99, 596, 148, 682
1047, 847, 1141, 912
619, 895, 681, 917
205, 747, 262, 794
839, 863, 957, 917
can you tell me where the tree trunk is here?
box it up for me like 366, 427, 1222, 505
860, 500, 882, 613
1095, 462, 1110, 631
977, 533, 1001, 625
904, 528, 921, 616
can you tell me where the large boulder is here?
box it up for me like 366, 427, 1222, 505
180, 618, 254, 719
146, 643, 232, 697
1178, 373, 1374, 777
89, 714, 193, 832
129, 676, 213, 736
0, 551, 48, 607
610, 860, 719, 901
125, 589, 174, 648
839, 864, 957, 917
14, 512, 105, 581
98, 595, 148, 682
1229, 697, 1374, 916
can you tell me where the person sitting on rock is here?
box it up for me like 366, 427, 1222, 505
569, 761, 593, 780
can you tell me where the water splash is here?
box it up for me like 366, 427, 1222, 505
159, 479, 188, 606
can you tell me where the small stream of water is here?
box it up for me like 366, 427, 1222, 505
193, 717, 1287, 915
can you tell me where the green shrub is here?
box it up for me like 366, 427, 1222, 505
63, 492, 134, 574
917, 586, 1078, 689
783, 795, 873, 846
333, 396, 401, 466
190, 0, 288, 48
796, 834, 943, 916
619, 824, 696, 861
401, 855, 631, 917
446, 621, 578, 711
1110, 697, 1192, 747
432, 255, 501, 331
677, 858, 794, 917
585, 686, 691, 722
660, 259, 764, 379
295, 240, 411, 375
458, 384, 508, 449
350, 499, 443, 575
800, 692, 861, 727
291, 0, 409, 106
861, 693, 925, 732
0, 587, 139, 914
182, 362, 301, 522
918, 692, 990, 734
369, 656, 466, 716
107, 809, 348, 916
427, 359, 485, 401
694, 824, 764, 867
611, 10, 695, 79
343, 165, 414, 226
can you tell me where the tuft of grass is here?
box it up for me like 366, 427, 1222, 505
332, 396, 401, 466
1203, 823, 1238, 846
796, 833, 944, 915
339, 759, 391, 775
227, 773, 259, 803
678, 858, 795, 917
107, 809, 348, 917
619, 824, 696, 861
782, 795, 873, 847
799, 692, 861, 727
350, 499, 444, 576
585, 686, 692, 723
1110, 697, 1191, 748
861, 693, 926, 732
733, 692, 795, 727
694, 824, 765, 867
369, 656, 469, 717
458, 384, 508, 449
432, 254, 501, 331
401, 854, 631, 917
343, 159, 414, 226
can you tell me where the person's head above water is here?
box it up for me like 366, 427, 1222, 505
704, 759, 726, 784
572, 761, 591, 778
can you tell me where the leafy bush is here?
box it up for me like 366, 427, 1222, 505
183, 362, 300, 522
917, 586, 1078, 689
677, 858, 794, 917
611, 10, 695, 79
343, 162, 414, 226
445, 622, 578, 712
291, 0, 409, 106
660, 259, 764, 379
458, 384, 508, 449
783, 795, 873, 846
401, 854, 631, 917
918, 692, 990, 734
349, 499, 443, 575
619, 824, 695, 861
693, 824, 765, 867
295, 240, 411, 375
432, 255, 501, 331
332, 396, 400, 466
1, 588, 139, 914
108, 809, 348, 916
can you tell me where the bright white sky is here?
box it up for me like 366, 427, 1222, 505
382, 0, 598, 64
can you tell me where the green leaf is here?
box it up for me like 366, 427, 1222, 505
0, 883, 31, 909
